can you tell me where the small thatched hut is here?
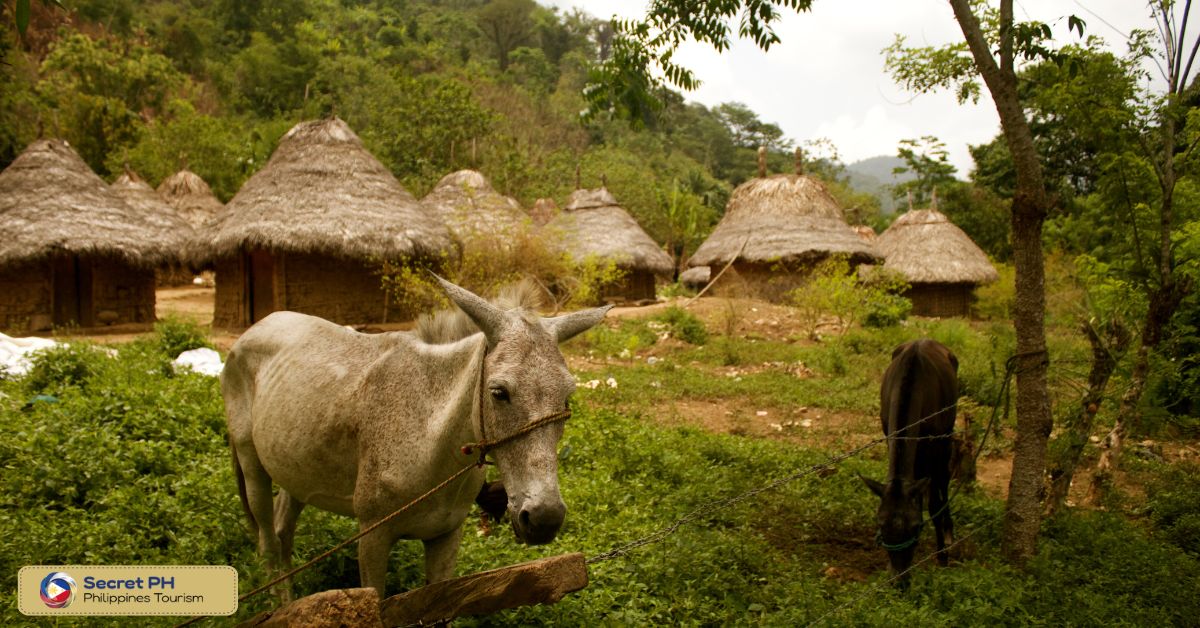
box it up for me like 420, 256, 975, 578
687, 173, 880, 298
198, 117, 455, 328
547, 188, 674, 302
111, 169, 199, 287
157, 168, 224, 230
422, 170, 526, 239
0, 140, 191, 331
875, 208, 999, 317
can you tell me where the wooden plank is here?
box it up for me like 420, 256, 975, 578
380, 553, 588, 627
236, 587, 381, 628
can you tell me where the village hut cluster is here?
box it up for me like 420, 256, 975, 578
0, 117, 1000, 334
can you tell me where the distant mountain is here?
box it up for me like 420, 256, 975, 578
843, 155, 914, 214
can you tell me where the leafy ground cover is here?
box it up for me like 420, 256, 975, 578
2, 317, 1198, 626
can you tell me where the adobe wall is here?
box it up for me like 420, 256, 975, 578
0, 262, 52, 332
89, 258, 156, 325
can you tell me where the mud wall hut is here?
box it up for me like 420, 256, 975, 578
0, 140, 192, 331
198, 117, 454, 328
686, 173, 880, 300
547, 188, 674, 302
875, 208, 999, 317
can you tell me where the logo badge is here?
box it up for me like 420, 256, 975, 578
39, 572, 76, 609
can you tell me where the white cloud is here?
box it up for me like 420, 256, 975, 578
544, 0, 1166, 175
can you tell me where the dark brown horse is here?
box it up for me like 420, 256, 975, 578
860, 339, 958, 583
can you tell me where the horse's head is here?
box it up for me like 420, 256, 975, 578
860, 474, 929, 581
437, 277, 610, 545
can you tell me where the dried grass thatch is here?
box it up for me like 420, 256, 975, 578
111, 169, 196, 237
0, 139, 193, 266
687, 174, 880, 267
421, 170, 526, 238
157, 169, 224, 230
529, 197, 559, 227
548, 187, 675, 276
876, 208, 999, 285
853, 224, 877, 242
200, 117, 454, 262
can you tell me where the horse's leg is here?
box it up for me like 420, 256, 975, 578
422, 525, 464, 584
273, 490, 305, 602
931, 469, 953, 566
357, 525, 397, 597
235, 448, 284, 575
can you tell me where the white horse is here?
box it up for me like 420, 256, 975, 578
223, 277, 609, 596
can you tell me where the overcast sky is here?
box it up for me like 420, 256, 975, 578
545, 1, 1166, 177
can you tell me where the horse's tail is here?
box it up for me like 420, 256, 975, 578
231, 442, 258, 538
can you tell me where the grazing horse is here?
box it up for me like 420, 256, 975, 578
859, 339, 958, 583
223, 277, 609, 596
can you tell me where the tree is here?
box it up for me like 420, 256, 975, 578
476, 0, 536, 71
585, 0, 1064, 565
891, 135, 958, 207
1090, 1, 1199, 490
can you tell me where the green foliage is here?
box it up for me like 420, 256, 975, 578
789, 257, 910, 339
154, 316, 214, 358
1144, 462, 1200, 556
22, 343, 103, 395
654, 306, 708, 345
890, 135, 957, 207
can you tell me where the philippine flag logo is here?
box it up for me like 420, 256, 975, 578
39, 572, 76, 609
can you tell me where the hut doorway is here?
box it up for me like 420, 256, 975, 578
247, 250, 276, 324
51, 255, 93, 327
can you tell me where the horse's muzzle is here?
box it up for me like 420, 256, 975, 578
511, 499, 566, 545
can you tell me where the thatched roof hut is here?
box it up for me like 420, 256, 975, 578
112, 169, 199, 286
421, 170, 526, 238
876, 208, 999, 317
1, 140, 192, 266
0, 140, 184, 330
547, 187, 674, 302
686, 173, 880, 299
157, 168, 224, 230
689, 174, 879, 268
200, 117, 455, 327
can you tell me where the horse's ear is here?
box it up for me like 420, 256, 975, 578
906, 477, 931, 498
859, 473, 886, 498
544, 305, 613, 343
891, 342, 910, 360
432, 274, 507, 343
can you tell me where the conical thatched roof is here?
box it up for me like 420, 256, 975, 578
157, 169, 224, 230
201, 117, 454, 261
111, 170, 196, 239
687, 174, 880, 267
529, 197, 559, 227
876, 208, 999, 285
421, 170, 526, 238
547, 188, 674, 276
0, 139, 192, 266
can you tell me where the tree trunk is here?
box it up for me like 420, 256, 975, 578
1045, 321, 1129, 517
949, 0, 1053, 566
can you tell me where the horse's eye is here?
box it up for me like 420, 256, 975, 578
490, 387, 509, 402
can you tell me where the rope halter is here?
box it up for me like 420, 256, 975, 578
460, 409, 572, 466
875, 520, 925, 552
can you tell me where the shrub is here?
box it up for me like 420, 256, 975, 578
23, 343, 103, 395
1145, 462, 1200, 557
863, 292, 912, 328
154, 316, 214, 357
655, 306, 708, 345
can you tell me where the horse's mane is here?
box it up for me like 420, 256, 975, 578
415, 279, 548, 344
